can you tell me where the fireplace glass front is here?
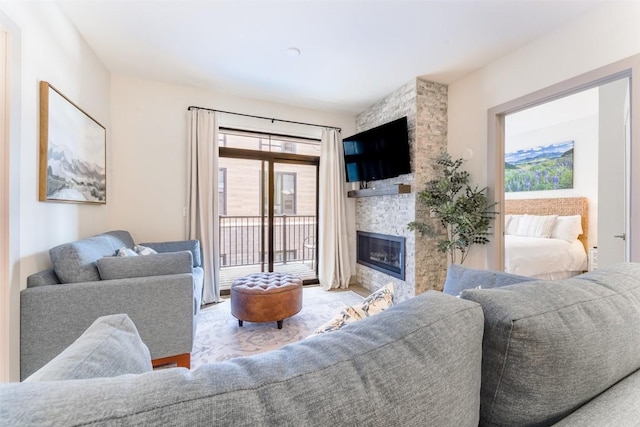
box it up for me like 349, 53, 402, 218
357, 231, 405, 280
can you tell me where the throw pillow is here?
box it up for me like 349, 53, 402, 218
134, 245, 158, 256
442, 264, 536, 296
24, 314, 152, 382
312, 283, 395, 335
117, 247, 138, 257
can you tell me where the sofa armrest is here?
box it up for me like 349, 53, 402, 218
97, 251, 193, 280
140, 240, 201, 267
20, 274, 193, 380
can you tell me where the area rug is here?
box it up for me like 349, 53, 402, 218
191, 286, 363, 369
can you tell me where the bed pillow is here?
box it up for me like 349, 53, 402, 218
504, 214, 522, 235
515, 214, 557, 238
551, 215, 583, 241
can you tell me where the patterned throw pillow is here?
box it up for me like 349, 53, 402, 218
134, 245, 158, 256
312, 283, 395, 336
116, 247, 138, 257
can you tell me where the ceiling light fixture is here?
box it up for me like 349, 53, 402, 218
286, 47, 301, 57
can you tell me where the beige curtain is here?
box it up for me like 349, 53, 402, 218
318, 128, 352, 290
187, 109, 221, 303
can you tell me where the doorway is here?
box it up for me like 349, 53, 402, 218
217, 129, 320, 289
502, 79, 629, 275
487, 55, 640, 271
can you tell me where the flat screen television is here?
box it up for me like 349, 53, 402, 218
342, 116, 411, 182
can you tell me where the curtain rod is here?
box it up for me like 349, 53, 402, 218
187, 106, 341, 132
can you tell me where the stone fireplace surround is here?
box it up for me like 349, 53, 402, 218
353, 78, 448, 301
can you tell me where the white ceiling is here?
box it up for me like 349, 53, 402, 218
57, 0, 609, 114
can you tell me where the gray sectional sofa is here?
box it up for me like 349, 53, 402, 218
4, 263, 640, 426
20, 230, 204, 380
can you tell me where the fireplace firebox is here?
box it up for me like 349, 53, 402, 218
357, 231, 405, 280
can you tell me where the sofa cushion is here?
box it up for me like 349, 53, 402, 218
552, 369, 640, 426
49, 230, 135, 283
442, 264, 535, 296
97, 251, 193, 280
26, 268, 61, 287
461, 263, 640, 426
24, 314, 152, 382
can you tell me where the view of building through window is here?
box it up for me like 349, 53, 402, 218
217, 129, 320, 288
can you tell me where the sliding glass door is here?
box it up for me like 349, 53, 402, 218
272, 162, 317, 276
218, 130, 319, 290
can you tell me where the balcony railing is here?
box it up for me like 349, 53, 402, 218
219, 215, 316, 268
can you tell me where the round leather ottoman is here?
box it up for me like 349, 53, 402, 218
230, 272, 302, 329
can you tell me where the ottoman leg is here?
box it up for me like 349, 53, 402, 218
238, 320, 243, 327
277, 320, 283, 329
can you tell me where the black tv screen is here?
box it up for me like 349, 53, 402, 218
342, 117, 411, 182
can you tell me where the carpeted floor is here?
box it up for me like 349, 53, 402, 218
191, 286, 364, 369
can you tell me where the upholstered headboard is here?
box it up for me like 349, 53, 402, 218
504, 197, 589, 253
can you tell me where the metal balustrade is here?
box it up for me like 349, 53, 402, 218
219, 215, 316, 268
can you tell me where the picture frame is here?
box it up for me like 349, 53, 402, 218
39, 81, 106, 204
505, 140, 574, 192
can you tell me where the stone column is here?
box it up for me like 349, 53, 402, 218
353, 78, 448, 300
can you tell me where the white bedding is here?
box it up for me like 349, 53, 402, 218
505, 235, 588, 278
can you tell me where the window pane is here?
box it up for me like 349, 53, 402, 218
221, 129, 320, 155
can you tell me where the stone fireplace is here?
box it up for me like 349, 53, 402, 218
357, 231, 405, 280
353, 77, 448, 301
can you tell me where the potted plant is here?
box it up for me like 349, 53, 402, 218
408, 153, 497, 264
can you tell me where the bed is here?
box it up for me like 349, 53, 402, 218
504, 197, 589, 280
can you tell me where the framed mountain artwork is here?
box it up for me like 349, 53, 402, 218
39, 81, 106, 204
505, 141, 574, 192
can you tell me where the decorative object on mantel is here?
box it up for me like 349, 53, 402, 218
39, 81, 106, 204
408, 153, 497, 264
347, 183, 411, 198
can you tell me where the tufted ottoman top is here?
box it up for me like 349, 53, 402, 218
231, 272, 302, 295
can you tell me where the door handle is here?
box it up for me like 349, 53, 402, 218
614, 233, 626, 241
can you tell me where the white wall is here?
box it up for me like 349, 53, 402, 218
0, 2, 354, 380
0, 2, 111, 381
109, 74, 356, 244
505, 88, 599, 244
448, 1, 640, 268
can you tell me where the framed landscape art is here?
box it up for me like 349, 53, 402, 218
39, 81, 106, 204
505, 140, 574, 192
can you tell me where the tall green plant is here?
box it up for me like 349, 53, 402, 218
408, 153, 497, 264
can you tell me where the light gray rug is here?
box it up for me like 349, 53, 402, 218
191, 286, 363, 368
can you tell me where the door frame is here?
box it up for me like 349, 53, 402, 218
219, 145, 320, 281
0, 28, 10, 384
1, 10, 22, 382
487, 54, 640, 270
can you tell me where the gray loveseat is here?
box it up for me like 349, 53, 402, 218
5, 263, 640, 426
20, 230, 204, 380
